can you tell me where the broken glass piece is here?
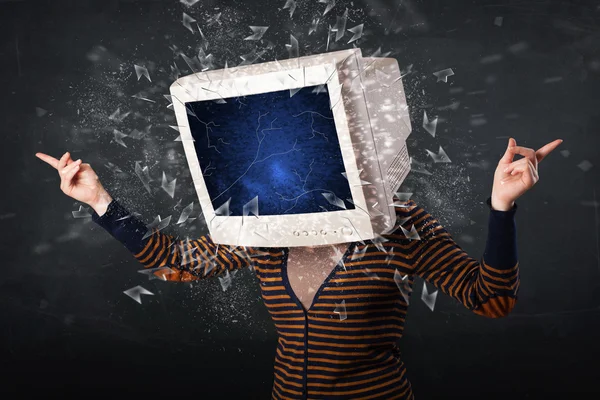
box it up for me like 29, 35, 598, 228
206, 12, 222, 26
131, 93, 155, 103
161, 172, 176, 198
142, 215, 172, 240
326, 24, 332, 51
134, 64, 151, 82
108, 108, 130, 122
322, 192, 346, 209
113, 129, 128, 148
363, 267, 381, 280
128, 125, 151, 140
243, 196, 259, 218
218, 269, 232, 291
577, 160, 593, 172
423, 111, 438, 137
371, 234, 389, 253
394, 269, 412, 304
123, 285, 154, 304
370, 47, 391, 58
105, 161, 123, 174
134, 161, 152, 194
244, 26, 269, 41
138, 266, 176, 281
347, 23, 364, 43
286, 34, 299, 59
181, 52, 202, 73
400, 224, 421, 241
283, 0, 297, 18
333, 8, 348, 42
311, 84, 327, 94
176, 202, 194, 224
289, 87, 302, 97
214, 198, 232, 216
426, 145, 452, 163
333, 299, 347, 321
433, 68, 454, 83
421, 282, 438, 311
543, 76, 562, 84
35, 107, 47, 117
330, 246, 346, 271
180, 0, 200, 6
494, 16, 503, 27
394, 192, 413, 202
238, 48, 266, 66
197, 47, 214, 70
560, 149, 570, 158
309, 17, 320, 35
410, 157, 433, 175
319, 0, 336, 15
350, 244, 368, 261
72, 205, 92, 219
182, 12, 196, 33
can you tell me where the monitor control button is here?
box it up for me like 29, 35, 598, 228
341, 227, 353, 235
302, 231, 308, 236
293, 231, 300, 236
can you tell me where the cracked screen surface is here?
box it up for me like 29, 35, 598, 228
185, 84, 356, 216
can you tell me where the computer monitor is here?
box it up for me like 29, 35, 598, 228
169, 48, 412, 247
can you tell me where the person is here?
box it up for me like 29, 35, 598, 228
35, 137, 562, 399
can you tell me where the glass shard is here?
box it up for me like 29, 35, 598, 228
244, 26, 269, 41
72, 205, 92, 219
177, 202, 194, 224
322, 192, 346, 209
393, 269, 412, 304
161, 172, 177, 198
425, 145, 451, 163
347, 23, 364, 43
421, 282, 438, 311
283, 0, 297, 18
182, 12, 196, 33
433, 68, 454, 83
134, 161, 152, 194
422, 111, 438, 137
333, 299, 347, 320
113, 129, 128, 148
134, 64, 151, 82
123, 285, 154, 304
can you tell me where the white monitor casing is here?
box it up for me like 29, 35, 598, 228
169, 48, 412, 248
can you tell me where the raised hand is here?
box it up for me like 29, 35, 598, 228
35, 151, 113, 214
491, 138, 563, 211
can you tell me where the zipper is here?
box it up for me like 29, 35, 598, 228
303, 308, 308, 400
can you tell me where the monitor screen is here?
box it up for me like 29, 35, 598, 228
185, 84, 356, 216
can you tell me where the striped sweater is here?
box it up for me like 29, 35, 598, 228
92, 196, 519, 399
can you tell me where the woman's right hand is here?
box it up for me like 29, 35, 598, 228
35, 151, 113, 215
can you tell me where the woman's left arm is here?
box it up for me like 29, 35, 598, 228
406, 137, 562, 318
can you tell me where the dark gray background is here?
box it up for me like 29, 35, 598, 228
1, 0, 599, 398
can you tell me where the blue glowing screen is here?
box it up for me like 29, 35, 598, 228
185, 84, 355, 216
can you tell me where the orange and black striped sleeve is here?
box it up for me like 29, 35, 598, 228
405, 196, 519, 318
91, 198, 259, 281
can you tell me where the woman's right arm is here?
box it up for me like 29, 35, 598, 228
91, 197, 259, 281
35, 151, 258, 282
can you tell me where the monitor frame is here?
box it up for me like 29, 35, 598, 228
170, 48, 384, 247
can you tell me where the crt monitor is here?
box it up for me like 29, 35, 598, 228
169, 48, 412, 248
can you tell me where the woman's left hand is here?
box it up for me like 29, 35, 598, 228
490, 137, 563, 211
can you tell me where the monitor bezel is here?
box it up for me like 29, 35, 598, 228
170, 49, 376, 247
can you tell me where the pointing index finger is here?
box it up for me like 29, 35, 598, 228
35, 152, 60, 170
536, 139, 563, 163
